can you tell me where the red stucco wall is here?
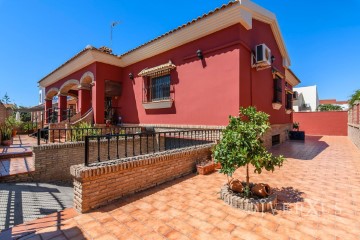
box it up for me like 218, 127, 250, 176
44, 20, 294, 126
118, 24, 241, 126
117, 21, 292, 126
293, 111, 348, 136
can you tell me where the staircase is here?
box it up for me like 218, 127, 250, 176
72, 108, 94, 125
0, 135, 35, 182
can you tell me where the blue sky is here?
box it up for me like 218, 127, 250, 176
0, 0, 359, 106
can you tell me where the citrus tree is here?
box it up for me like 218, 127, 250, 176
213, 106, 284, 196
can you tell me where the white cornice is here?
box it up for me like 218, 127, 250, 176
39, 50, 121, 88
119, 0, 291, 68
39, 0, 292, 87
119, 3, 249, 67
285, 69, 301, 87
239, 0, 290, 67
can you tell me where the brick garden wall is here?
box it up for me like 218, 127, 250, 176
70, 144, 213, 213
32, 136, 165, 182
348, 101, 360, 149
293, 111, 348, 136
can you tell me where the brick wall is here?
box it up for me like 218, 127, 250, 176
348, 101, 360, 149
348, 124, 360, 149
70, 144, 213, 213
0, 102, 6, 125
263, 123, 292, 148
32, 136, 165, 182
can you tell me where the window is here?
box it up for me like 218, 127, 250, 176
150, 75, 171, 101
286, 92, 293, 109
273, 77, 282, 104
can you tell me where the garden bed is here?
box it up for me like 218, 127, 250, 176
220, 184, 277, 212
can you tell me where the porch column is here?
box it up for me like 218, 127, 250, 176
57, 94, 67, 122
45, 99, 52, 124
78, 84, 91, 115
92, 80, 105, 124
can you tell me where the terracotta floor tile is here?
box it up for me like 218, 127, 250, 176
4, 136, 360, 240
93, 233, 118, 240
165, 230, 191, 240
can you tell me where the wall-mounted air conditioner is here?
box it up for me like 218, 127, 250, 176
255, 44, 272, 67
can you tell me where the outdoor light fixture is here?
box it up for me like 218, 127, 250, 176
129, 73, 134, 80
271, 55, 275, 63
197, 49, 204, 60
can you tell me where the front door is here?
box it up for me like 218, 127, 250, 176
105, 97, 112, 121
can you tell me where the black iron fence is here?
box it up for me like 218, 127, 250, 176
46, 107, 76, 123
84, 129, 221, 166
36, 126, 142, 145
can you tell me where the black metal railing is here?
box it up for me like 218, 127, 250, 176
46, 107, 76, 123
36, 126, 142, 145
84, 129, 221, 166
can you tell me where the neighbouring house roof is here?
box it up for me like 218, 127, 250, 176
39, 0, 294, 88
319, 99, 349, 105
3, 104, 15, 109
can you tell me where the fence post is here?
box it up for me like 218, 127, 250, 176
85, 136, 89, 166
37, 129, 41, 146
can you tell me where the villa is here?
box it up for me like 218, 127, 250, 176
38, 0, 300, 147
2, 1, 360, 239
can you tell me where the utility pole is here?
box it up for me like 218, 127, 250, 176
110, 21, 121, 49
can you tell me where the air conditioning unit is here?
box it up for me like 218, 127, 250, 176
255, 44, 272, 67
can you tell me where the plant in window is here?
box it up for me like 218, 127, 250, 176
213, 106, 284, 198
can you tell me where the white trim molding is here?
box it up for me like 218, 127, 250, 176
45, 87, 59, 99
59, 79, 80, 94
39, 0, 293, 88
142, 100, 173, 110
39, 50, 120, 88
80, 71, 95, 84
285, 69, 301, 87
272, 102, 282, 110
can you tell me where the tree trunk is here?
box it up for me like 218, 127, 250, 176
246, 163, 250, 188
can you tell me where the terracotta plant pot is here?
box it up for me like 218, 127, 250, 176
214, 162, 221, 169
12, 129, 17, 137
196, 162, 215, 175
1, 139, 12, 146
229, 179, 243, 193
251, 183, 271, 198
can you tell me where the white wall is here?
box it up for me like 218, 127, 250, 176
293, 85, 319, 112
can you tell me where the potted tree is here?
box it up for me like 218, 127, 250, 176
289, 122, 305, 140
0, 124, 12, 146
213, 107, 285, 199
5, 116, 21, 137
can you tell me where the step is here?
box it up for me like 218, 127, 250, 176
0, 156, 35, 180
0, 151, 33, 160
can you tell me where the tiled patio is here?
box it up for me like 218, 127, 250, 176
1, 136, 360, 239
0, 135, 37, 177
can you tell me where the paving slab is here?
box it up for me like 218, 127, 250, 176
1, 136, 360, 239
0, 182, 73, 231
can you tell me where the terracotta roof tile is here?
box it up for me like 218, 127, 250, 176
119, 0, 238, 57
38, 46, 116, 84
